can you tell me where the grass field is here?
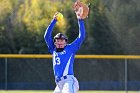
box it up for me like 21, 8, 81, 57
0, 90, 139, 93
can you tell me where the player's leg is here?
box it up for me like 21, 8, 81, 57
73, 77, 79, 93
53, 85, 61, 93
53, 82, 64, 93
62, 76, 79, 93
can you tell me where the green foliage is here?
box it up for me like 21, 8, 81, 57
103, 0, 140, 54
0, 0, 68, 54
0, 0, 12, 21
86, 0, 124, 54
0, 0, 140, 54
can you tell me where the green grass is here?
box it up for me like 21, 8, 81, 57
0, 90, 139, 93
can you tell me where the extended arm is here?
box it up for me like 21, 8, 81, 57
44, 19, 57, 53
70, 19, 86, 52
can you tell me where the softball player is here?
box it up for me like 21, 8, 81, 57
44, 11, 86, 93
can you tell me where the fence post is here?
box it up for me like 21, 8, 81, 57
125, 58, 128, 93
5, 58, 8, 90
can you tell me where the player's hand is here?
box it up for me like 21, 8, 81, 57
53, 12, 59, 20
75, 7, 83, 19
73, 0, 89, 19
53, 12, 63, 21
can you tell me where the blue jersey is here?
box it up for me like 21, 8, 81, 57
44, 19, 85, 78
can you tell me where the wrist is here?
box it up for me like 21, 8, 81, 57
78, 19, 83, 21
53, 18, 57, 22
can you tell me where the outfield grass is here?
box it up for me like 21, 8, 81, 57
0, 90, 139, 93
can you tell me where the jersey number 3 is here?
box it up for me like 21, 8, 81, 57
54, 57, 61, 65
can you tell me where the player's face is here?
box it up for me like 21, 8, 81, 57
54, 39, 67, 48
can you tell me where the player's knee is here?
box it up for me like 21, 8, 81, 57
54, 91, 62, 93
54, 89, 62, 93
62, 91, 73, 93
62, 89, 77, 93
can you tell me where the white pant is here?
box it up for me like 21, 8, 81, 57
53, 75, 79, 93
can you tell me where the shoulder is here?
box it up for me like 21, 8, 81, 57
64, 44, 73, 51
65, 44, 78, 53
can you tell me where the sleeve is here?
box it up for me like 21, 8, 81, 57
70, 19, 86, 52
44, 19, 57, 54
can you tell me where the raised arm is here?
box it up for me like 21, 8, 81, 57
44, 19, 57, 53
70, 19, 86, 52
70, 1, 89, 52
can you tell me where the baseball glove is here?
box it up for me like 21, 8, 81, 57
73, 0, 89, 19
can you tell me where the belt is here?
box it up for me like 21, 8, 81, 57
55, 76, 68, 82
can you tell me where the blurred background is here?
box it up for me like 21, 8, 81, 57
0, 0, 140, 91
